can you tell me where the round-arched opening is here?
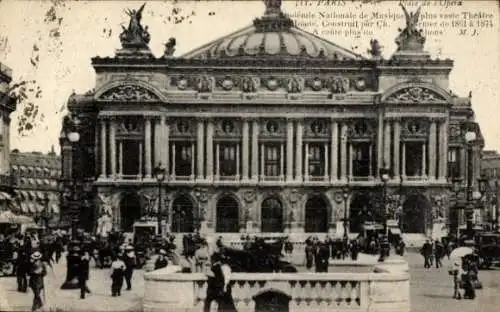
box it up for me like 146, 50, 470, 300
402, 194, 428, 234
261, 197, 284, 233
171, 195, 195, 233
349, 193, 373, 234
253, 291, 291, 312
305, 195, 329, 233
120, 192, 142, 232
216, 195, 240, 233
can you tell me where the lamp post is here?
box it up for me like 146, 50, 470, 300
67, 128, 80, 241
464, 130, 477, 238
153, 163, 166, 236
342, 185, 349, 241
451, 176, 464, 240
379, 167, 391, 262
42, 196, 50, 229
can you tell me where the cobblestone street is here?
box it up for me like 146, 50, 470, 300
0, 252, 499, 311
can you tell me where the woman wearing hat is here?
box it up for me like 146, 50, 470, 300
449, 260, 463, 299
154, 249, 168, 270
110, 254, 126, 296
28, 251, 47, 312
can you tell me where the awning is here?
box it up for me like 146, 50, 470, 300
50, 204, 59, 214
28, 203, 36, 213
36, 167, 42, 173
390, 228, 402, 234
20, 178, 27, 185
36, 203, 44, 213
44, 179, 50, 185
19, 166, 26, 171
50, 181, 57, 187
43, 168, 50, 173
36, 192, 45, 200
28, 191, 36, 200
28, 178, 35, 185
12, 165, 19, 171
0, 192, 12, 201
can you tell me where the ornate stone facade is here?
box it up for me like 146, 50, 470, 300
62, 2, 484, 237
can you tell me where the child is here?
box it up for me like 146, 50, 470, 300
110, 255, 125, 297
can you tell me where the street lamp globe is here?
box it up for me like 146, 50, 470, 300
464, 131, 476, 143
381, 172, 390, 183
154, 163, 166, 182
67, 131, 80, 143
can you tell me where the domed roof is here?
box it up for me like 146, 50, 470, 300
182, 1, 363, 61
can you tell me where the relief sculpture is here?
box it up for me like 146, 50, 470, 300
386, 87, 445, 104
99, 85, 159, 101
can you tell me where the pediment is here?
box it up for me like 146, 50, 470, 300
97, 84, 160, 102
385, 87, 447, 104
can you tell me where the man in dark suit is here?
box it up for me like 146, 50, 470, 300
78, 248, 91, 299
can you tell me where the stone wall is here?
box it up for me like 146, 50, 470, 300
143, 265, 410, 312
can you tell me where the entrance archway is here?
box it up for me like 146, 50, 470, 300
402, 194, 428, 233
172, 195, 195, 233
261, 197, 284, 232
120, 192, 142, 232
305, 195, 328, 233
349, 193, 373, 233
254, 291, 290, 312
216, 196, 239, 233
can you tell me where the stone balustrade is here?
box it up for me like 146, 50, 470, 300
144, 264, 410, 312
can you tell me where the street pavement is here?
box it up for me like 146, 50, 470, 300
0, 251, 499, 311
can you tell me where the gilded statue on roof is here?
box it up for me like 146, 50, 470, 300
395, 4, 426, 52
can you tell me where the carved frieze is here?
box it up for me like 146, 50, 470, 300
304, 119, 329, 138
260, 119, 285, 137
243, 190, 256, 204
98, 85, 159, 101
286, 76, 304, 94
328, 76, 350, 94
214, 119, 241, 137
217, 76, 235, 91
196, 75, 215, 93
170, 119, 195, 136
347, 119, 376, 140
401, 119, 429, 138
306, 77, 325, 91
262, 76, 281, 91
386, 87, 446, 104
448, 123, 462, 142
241, 76, 260, 93
194, 187, 209, 203
117, 117, 143, 135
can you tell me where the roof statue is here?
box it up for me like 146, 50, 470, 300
264, 0, 282, 16
368, 39, 382, 58
395, 4, 426, 52
163, 37, 177, 58
119, 3, 150, 49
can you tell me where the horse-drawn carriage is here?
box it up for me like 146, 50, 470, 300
220, 238, 297, 273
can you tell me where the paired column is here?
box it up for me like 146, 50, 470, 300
330, 120, 338, 181
393, 120, 401, 178
438, 120, 448, 180
251, 120, 259, 180
154, 118, 162, 169
286, 120, 294, 181
376, 112, 384, 177
428, 120, 437, 179
304, 143, 309, 181
162, 117, 170, 175
206, 121, 214, 180
196, 120, 205, 180
295, 121, 303, 181
340, 122, 348, 181
242, 119, 250, 180
100, 120, 107, 178
118, 141, 123, 178
110, 119, 117, 178
383, 120, 391, 169
144, 118, 152, 178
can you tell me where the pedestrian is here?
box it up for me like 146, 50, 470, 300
448, 260, 463, 300
28, 251, 47, 312
154, 249, 169, 271
195, 241, 209, 273
110, 254, 126, 297
78, 249, 91, 299
305, 240, 314, 270
15, 238, 28, 293
203, 252, 237, 312
462, 259, 476, 300
315, 242, 330, 273
434, 240, 444, 269
123, 245, 136, 291
421, 240, 432, 269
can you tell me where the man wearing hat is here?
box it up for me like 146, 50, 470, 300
28, 251, 47, 312
154, 249, 168, 270
203, 252, 236, 312
123, 245, 136, 290
77, 248, 92, 299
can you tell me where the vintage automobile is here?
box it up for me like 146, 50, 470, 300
220, 239, 297, 273
475, 232, 500, 269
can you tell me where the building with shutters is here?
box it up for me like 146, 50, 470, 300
9, 148, 61, 226
61, 1, 484, 239
0, 62, 16, 209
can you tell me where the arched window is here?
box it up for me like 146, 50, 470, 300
261, 197, 283, 232
216, 196, 239, 232
171, 195, 194, 233
305, 196, 328, 233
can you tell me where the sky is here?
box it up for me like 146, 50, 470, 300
0, 0, 498, 155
